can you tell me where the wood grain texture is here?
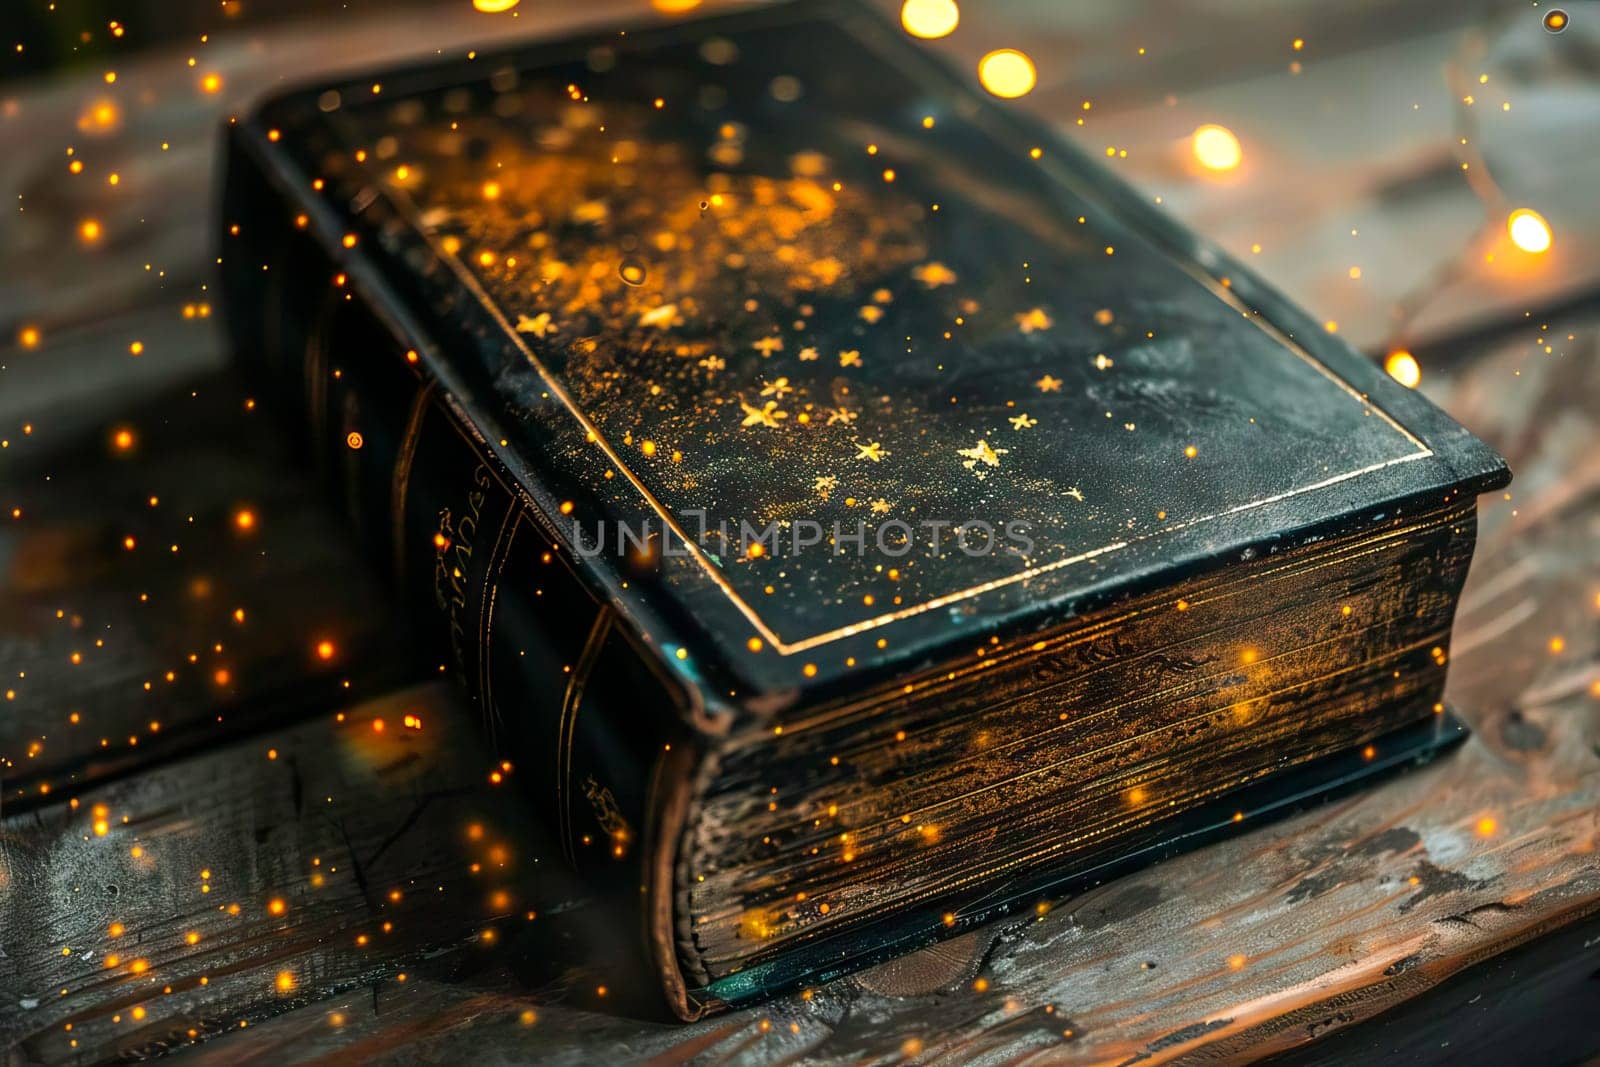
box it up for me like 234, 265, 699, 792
2, 1, 1598, 1063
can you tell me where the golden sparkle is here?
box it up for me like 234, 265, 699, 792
1016, 308, 1053, 333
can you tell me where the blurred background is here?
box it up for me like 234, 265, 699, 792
4, 0, 1598, 372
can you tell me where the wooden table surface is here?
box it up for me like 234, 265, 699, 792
2, 2, 1598, 1063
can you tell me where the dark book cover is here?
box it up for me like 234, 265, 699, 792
219, 0, 1509, 1017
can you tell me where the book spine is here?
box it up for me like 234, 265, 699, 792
219, 126, 707, 1019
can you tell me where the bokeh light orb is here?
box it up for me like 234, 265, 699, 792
1192, 124, 1243, 171
978, 49, 1036, 99
901, 0, 959, 40
1507, 208, 1552, 253
1384, 350, 1421, 389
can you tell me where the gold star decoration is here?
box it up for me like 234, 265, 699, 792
826, 406, 858, 426
1065, 486, 1085, 501
870, 498, 892, 514
855, 440, 889, 462
911, 261, 959, 288
1016, 308, 1054, 334
638, 303, 682, 329
740, 400, 789, 428
839, 350, 863, 368
858, 305, 884, 324
760, 377, 794, 399
1009, 413, 1037, 430
515, 312, 556, 338
958, 438, 1009, 479
698, 354, 726, 373
798, 346, 820, 361
814, 475, 839, 500
752, 335, 784, 357
1035, 374, 1062, 392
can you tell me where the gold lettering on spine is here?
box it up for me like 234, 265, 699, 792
560, 606, 614, 863
433, 467, 488, 680
391, 381, 437, 584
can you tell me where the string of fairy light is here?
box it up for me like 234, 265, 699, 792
901, 0, 1561, 393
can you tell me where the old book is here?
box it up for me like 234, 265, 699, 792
219, 0, 1509, 1018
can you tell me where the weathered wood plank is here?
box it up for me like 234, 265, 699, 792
0, 365, 410, 800
1, 683, 666, 1062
